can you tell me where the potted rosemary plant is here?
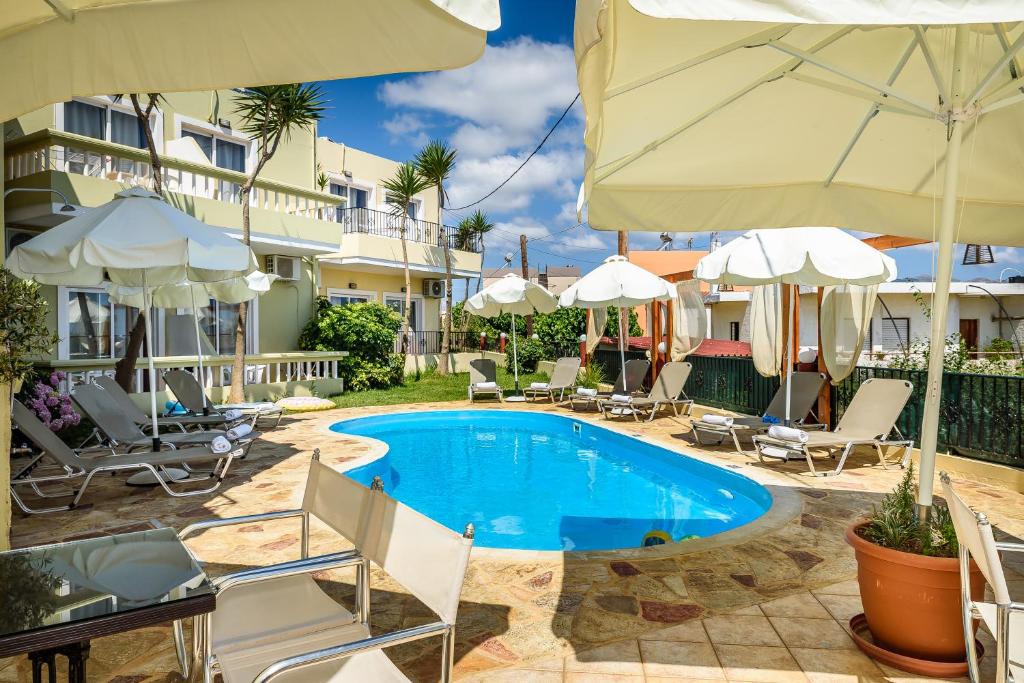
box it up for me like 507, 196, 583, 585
846, 464, 983, 674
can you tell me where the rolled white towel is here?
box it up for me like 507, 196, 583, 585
700, 414, 734, 427
225, 423, 253, 441
474, 381, 497, 389
610, 394, 632, 403
222, 409, 243, 421
210, 436, 232, 454
577, 388, 598, 397
530, 382, 549, 389
768, 425, 809, 444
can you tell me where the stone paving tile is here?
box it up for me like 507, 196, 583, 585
5, 400, 1024, 682
702, 615, 783, 647
713, 644, 808, 683
769, 617, 859, 650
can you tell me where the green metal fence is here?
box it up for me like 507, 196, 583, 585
686, 355, 780, 415
687, 354, 1024, 468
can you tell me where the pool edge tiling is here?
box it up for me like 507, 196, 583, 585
329, 410, 777, 554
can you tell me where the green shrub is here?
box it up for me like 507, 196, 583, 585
860, 464, 958, 558
985, 337, 1016, 360
505, 337, 544, 374
298, 297, 404, 392
577, 362, 605, 389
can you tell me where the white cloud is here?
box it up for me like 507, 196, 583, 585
993, 247, 1024, 265
447, 148, 578, 214
379, 37, 579, 160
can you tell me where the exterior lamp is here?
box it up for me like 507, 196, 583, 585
657, 341, 667, 354
578, 333, 588, 368
531, 333, 539, 340
4, 187, 76, 213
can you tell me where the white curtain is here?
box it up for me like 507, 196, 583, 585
671, 280, 707, 360
820, 284, 877, 384
750, 283, 783, 378
586, 307, 607, 354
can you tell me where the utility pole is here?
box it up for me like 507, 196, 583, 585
520, 234, 533, 336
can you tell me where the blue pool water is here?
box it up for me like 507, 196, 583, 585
331, 411, 771, 551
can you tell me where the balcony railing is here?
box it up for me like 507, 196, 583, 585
395, 331, 483, 354
34, 351, 349, 394
338, 207, 481, 253
5, 129, 343, 221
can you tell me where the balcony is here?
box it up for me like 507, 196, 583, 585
338, 206, 482, 253
4, 129, 343, 243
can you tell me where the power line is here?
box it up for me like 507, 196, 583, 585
446, 93, 580, 211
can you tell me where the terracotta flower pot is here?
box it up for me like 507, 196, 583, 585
846, 521, 984, 662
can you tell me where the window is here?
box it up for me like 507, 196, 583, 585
350, 187, 369, 209
729, 321, 740, 341
878, 317, 910, 350
327, 289, 376, 307
384, 295, 419, 330
194, 299, 256, 354
330, 183, 370, 222
63, 288, 158, 360
863, 321, 873, 352
181, 128, 247, 172
64, 99, 147, 149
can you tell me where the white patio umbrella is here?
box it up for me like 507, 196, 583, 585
7, 187, 254, 449
107, 270, 277, 413
0, 0, 500, 124
695, 228, 897, 422
465, 273, 557, 401
575, 0, 1024, 507
559, 255, 675, 381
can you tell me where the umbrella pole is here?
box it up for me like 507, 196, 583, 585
918, 25, 968, 512
619, 307, 626, 387
785, 284, 794, 426
512, 313, 520, 394
142, 273, 161, 451
188, 287, 210, 415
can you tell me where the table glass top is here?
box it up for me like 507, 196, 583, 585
0, 527, 211, 638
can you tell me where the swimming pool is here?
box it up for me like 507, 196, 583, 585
331, 411, 772, 552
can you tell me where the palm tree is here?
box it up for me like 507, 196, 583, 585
228, 84, 326, 402
414, 140, 457, 374
112, 93, 163, 391
382, 163, 431, 355
457, 210, 494, 294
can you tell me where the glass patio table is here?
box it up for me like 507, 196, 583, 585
0, 527, 214, 683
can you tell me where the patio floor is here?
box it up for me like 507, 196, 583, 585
3, 398, 1024, 683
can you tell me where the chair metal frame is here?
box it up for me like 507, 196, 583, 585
944, 471, 1024, 683
175, 450, 470, 683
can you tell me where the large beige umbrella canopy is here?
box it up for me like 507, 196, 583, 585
0, 0, 500, 123
575, 0, 1024, 507
466, 273, 557, 399
8, 188, 255, 446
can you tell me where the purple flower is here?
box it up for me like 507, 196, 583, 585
49, 418, 64, 432
33, 383, 48, 397
67, 413, 81, 426
45, 396, 59, 408
48, 372, 61, 387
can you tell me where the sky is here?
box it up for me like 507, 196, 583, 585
314, 0, 1024, 290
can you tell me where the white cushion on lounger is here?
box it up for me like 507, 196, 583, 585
700, 414, 734, 427
577, 388, 598, 397
767, 425, 809, 443
610, 394, 632, 403
530, 382, 549, 389
474, 381, 497, 389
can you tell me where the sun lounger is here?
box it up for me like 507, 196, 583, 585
93, 375, 229, 431
468, 358, 503, 402
599, 361, 693, 421
752, 377, 914, 476
569, 358, 649, 410
72, 383, 260, 456
177, 449, 474, 683
692, 371, 827, 454
162, 369, 283, 428
9, 400, 243, 513
524, 357, 581, 402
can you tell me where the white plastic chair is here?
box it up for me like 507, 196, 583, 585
178, 450, 474, 683
942, 472, 1024, 683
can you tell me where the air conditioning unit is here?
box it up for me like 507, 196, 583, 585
265, 255, 299, 281
5, 228, 37, 258
422, 279, 444, 298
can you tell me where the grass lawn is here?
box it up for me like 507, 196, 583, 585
329, 368, 550, 409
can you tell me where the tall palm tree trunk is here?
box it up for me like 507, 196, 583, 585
114, 93, 162, 391
400, 217, 412, 355
229, 184, 253, 402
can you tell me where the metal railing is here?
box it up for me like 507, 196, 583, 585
686, 354, 1024, 468
34, 351, 349, 393
5, 129, 343, 221
394, 331, 481, 355
686, 355, 780, 415
338, 207, 481, 253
